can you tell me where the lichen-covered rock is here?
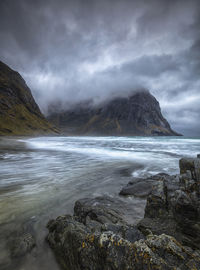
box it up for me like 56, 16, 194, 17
47, 197, 145, 270
73, 196, 144, 243
47, 214, 200, 270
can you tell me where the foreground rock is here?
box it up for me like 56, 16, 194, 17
47, 193, 200, 269
139, 154, 200, 250
119, 173, 168, 197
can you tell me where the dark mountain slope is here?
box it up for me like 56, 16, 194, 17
48, 91, 180, 136
0, 61, 58, 135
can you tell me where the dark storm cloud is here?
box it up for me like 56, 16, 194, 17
0, 0, 200, 135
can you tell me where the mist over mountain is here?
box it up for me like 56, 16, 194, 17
48, 90, 180, 136
0, 0, 200, 135
1, 2, 200, 270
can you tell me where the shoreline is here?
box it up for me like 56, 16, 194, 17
46, 155, 200, 269
0, 137, 200, 269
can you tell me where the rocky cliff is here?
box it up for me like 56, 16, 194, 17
0, 61, 57, 135
48, 91, 180, 136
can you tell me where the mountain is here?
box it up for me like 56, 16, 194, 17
48, 91, 180, 136
0, 61, 58, 135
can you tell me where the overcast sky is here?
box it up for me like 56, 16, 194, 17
0, 0, 200, 136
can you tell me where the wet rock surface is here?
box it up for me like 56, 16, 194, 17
47, 213, 200, 270
9, 233, 36, 258
47, 197, 146, 270
119, 173, 168, 197
0, 217, 38, 270
139, 154, 200, 250
46, 155, 200, 269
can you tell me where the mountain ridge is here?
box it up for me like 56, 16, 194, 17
48, 90, 180, 136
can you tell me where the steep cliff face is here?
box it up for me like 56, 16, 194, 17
0, 61, 57, 135
48, 91, 180, 136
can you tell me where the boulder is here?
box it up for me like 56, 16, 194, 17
74, 197, 125, 226
119, 173, 168, 198
73, 196, 145, 226
119, 178, 154, 197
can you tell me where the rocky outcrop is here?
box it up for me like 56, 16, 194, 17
138, 155, 200, 250
48, 91, 180, 136
46, 159, 200, 270
0, 61, 58, 135
47, 214, 200, 270
47, 197, 146, 270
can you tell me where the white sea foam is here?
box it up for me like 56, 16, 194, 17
24, 139, 166, 165
24, 136, 200, 162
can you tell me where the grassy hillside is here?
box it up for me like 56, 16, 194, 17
0, 61, 58, 135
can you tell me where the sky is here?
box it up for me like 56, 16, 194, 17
0, 0, 200, 136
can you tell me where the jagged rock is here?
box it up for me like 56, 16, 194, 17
47, 210, 200, 270
179, 155, 200, 181
0, 61, 58, 135
73, 197, 145, 243
47, 91, 180, 136
139, 156, 200, 249
47, 196, 147, 270
74, 197, 126, 227
73, 196, 145, 227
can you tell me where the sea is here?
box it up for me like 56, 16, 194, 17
0, 136, 200, 269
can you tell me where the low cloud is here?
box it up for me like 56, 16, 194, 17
0, 0, 199, 135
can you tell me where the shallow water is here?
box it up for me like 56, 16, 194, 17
0, 136, 200, 269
